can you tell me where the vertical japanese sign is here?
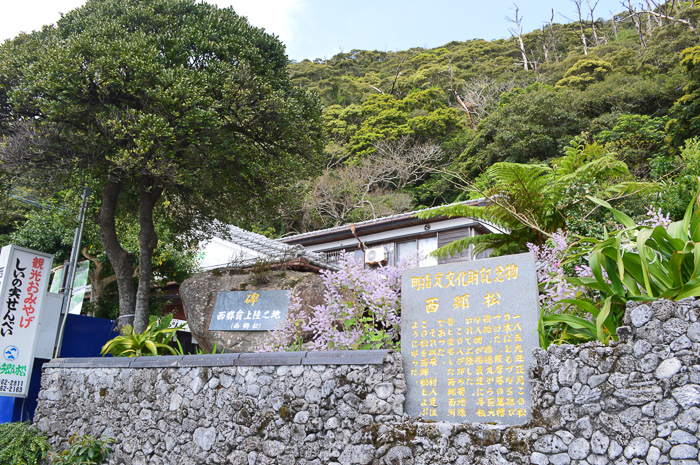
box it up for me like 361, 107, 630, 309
0, 245, 53, 397
400, 252, 539, 425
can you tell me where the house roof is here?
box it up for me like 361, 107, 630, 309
280, 199, 491, 247
222, 225, 337, 270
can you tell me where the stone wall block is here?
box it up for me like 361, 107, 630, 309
624, 437, 650, 459
671, 385, 700, 410
687, 323, 700, 343
636, 320, 664, 345
651, 300, 676, 322
34, 299, 700, 465
558, 360, 578, 387
630, 305, 653, 327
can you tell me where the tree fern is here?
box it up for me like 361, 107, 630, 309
420, 142, 659, 257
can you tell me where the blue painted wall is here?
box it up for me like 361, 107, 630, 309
0, 315, 118, 423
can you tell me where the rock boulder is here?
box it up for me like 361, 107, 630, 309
180, 268, 325, 352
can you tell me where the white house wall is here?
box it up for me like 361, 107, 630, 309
197, 237, 263, 271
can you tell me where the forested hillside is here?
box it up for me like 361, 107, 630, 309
3, 1, 700, 251
2, 0, 700, 328
269, 1, 700, 238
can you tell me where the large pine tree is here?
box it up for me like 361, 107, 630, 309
0, 0, 325, 331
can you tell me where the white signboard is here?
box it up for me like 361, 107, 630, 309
0, 245, 53, 397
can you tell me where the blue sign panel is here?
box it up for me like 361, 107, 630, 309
208, 291, 289, 331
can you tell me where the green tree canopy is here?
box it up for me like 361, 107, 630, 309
0, 0, 325, 331
555, 59, 613, 90
667, 46, 700, 150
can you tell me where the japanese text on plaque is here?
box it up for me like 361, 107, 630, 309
400, 253, 538, 424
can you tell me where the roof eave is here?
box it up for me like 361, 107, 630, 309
281, 214, 491, 247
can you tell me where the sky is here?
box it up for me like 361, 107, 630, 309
1, 0, 628, 62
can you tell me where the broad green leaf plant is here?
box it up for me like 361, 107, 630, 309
49, 434, 114, 465
420, 141, 658, 258
540, 180, 700, 347
101, 314, 183, 357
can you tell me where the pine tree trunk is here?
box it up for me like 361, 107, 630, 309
133, 175, 164, 333
98, 178, 136, 331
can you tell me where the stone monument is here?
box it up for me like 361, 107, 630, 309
400, 252, 539, 424
209, 290, 289, 332
181, 269, 324, 352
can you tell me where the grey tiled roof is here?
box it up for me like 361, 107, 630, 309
222, 225, 338, 270
281, 198, 488, 242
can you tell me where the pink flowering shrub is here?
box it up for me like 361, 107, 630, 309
529, 207, 672, 315
261, 291, 307, 352
527, 232, 591, 313
262, 253, 412, 351
643, 205, 672, 228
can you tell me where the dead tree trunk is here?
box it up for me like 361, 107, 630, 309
447, 60, 477, 129
587, 0, 601, 44
507, 4, 530, 70
389, 57, 406, 96
549, 9, 559, 63
627, 0, 648, 48
640, 1, 695, 30
646, 0, 664, 28
573, 0, 589, 54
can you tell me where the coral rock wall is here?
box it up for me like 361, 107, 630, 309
35, 299, 700, 465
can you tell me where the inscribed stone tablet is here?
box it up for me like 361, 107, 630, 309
400, 252, 539, 424
209, 290, 289, 331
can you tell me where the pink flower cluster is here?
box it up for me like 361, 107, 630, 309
260, 291, 307, 352
261, 253, 413, 351
527, 232, 590, 313
643, 205, 672, 228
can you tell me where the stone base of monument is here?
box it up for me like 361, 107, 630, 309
180, 268, 324, 353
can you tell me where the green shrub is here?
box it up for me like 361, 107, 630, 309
0, 421, 51, 465
101, 313, 183, 357
49, 434, 113, 465
250, 257, 273, 285
540, 179, 700, 347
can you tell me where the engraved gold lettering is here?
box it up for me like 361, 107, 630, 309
483, 291, 501, 307
426, 297, 439, 313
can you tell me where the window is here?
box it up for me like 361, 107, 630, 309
354, 249, 364, 264
396, 240, 417, 265
418, 237, 438, 267
396, 236, 438, 267
323, 249, 363, 264
323, 235, 438, 268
